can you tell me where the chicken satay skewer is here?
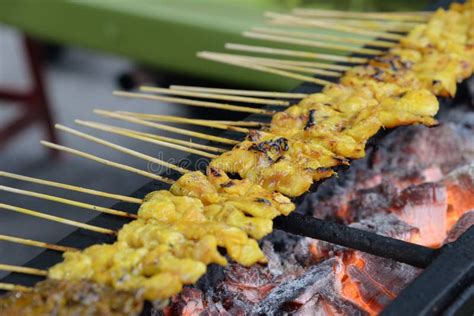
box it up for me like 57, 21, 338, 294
0, 283, 31, 292
0, 185, 138, 219
113, 91, 274, 115
55, 125, 190, 174
0, 234, 77, 252
139, 86, 290, 106
0, 264, 48, 277
0, 171, 142, 204
224, 43, 368, 63
197, 52, 333, 85
75, 120, 218, 159
94, 110, 240, 145
0, 203, 115, 235
251, 27, 396, 48
243, 31, 384, 55
41, 141, 174, 184
170, 85, 311, 98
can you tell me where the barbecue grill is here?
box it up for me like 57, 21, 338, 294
1, 0, 473, 314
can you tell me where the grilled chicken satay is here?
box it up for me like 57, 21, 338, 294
50, 190, 268, 301
170, 167, 295, 239
209, 130, 346, 197
0, 279, 145, 316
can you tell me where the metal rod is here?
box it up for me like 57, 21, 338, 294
274, 213, 438, 268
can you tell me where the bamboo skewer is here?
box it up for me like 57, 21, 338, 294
225, 43, 368, 64
200, 52, 344, 76
0, 171, 142, 204
198, 52, 333, 86
0, 264, 48, 277
243, 31, 383, 55
170, 85, 310, 99
0, 203, 115, 235
190, 51, 350, 72
55, 124, 190, 175
0, 282, 31, 292
94, 110, 240, 146
291, 8, 430, 22
140, 86, 290, 106
113, 91, 274, 115
75, 120, 218, 159
80, 124, 227, 153
113, 113, 250, 133
244, 59, 343, 76
266, 12, 404, 40
317, 19, 418, 32
0, 185, 137, 219
251, 27, 395, 48
0, 234, 77, 252
41, 141, 174, 184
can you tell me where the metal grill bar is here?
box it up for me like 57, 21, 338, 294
274, 213, 438, 268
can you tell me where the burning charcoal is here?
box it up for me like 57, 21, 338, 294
343, 252, 420, 314
390, 182, 447, 247
443, 164, 474, 229
345, 184, 398, 222
252, 259, 339, 315
375, 125, 465, 174
349, 214, 419, 242
444, 210, 474, 243
163, 288, 205, 316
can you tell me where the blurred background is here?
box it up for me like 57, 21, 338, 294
0, 0, 430, 276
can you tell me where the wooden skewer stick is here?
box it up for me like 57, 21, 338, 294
55, 124, 190, 175
116, 111, 268, 128
0, 264, 48, 277
80, 123, 227, 153
0, 202, 115, 235
0, 171, 143, 204
170, 85, 310, 99
113, 91, 274, 115
0, 234, 78, 252
225, 43, 368, 64
75, 120, 218, 159
232, 57, 343, 76
189, 51, 350, 72
140, 86, 289, 106
198, 52, 333, 86
94, 110, 240, 146
113, 112, 250, 133
252, 27, 395, 48
291, 8, 430, 22
316, 18, 418, 32
243, 31, 383, 55
205, 52, 343, 76
265, 12, 404, 40
0, 185, 137, 219
41, 141, 174, 184
0, 282, 31, 292
0, 171, 142, 204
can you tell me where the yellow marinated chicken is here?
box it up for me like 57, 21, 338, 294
209, 130, 341, 197
170, 168, 295, 239
137, 190, 267, 265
